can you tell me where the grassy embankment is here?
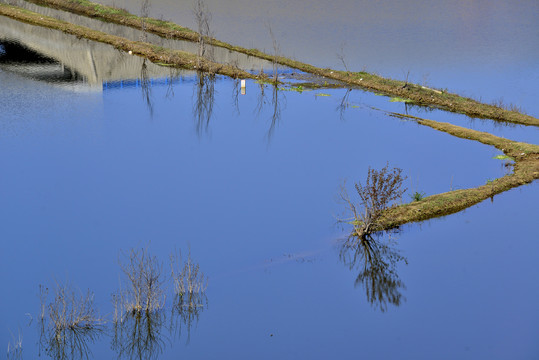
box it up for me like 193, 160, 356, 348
15, 0, 539, 127
1, 0, 538, 231
371, 111, 539, 230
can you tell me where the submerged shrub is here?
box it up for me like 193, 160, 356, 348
116, 248, 165, 316
169, 249, 208, 343
38, 283, 103, 360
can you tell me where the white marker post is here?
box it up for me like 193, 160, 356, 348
241, 79, 246, 95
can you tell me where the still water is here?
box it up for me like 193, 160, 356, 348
1, 2, 539, 359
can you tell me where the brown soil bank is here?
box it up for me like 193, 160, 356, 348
372, 112, 539, 230
0, 4, 255, 78
16, 0, 539, 127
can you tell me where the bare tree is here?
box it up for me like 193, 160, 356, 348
267, 24, 280, 83
140, 0, 151, 42
193, 0, 213, 68
336, 41, 349, 73
340, 163, 407, 238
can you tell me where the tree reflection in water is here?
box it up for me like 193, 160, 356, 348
231, 77, 241, 115
254, 82, 284, 142
193, 70, 216, 136
337, 88, 351, 121
140, 59, 153, 116
339, 232, 407, 312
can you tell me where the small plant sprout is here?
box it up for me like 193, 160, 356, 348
492, 154, 514, 161
410, 191, 426, 202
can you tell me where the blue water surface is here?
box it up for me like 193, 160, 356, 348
0, 67, 538, 359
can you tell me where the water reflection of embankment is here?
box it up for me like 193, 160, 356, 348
0, 14, 173, 89
4, 0, 275, 73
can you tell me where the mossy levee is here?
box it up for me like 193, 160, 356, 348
349, 112, 539, 232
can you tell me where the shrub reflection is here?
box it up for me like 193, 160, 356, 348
111, 308, 166, 360
340, 233, 407, 312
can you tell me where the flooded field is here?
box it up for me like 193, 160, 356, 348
94, 0, 539, 116
1, 1, 538, 359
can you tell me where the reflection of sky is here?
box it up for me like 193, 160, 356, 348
0, 75, 538, 359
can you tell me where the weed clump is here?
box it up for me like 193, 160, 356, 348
115, 248, 165, 317
169, 249, 208, 343
170, 249, 207, 298
112, 248, 167, 359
